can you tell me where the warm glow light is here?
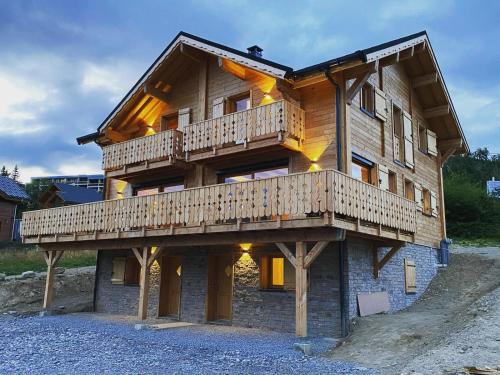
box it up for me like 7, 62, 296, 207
145, 125, 156, 136
259, 93, 274, 105
302, 143, 329, 163
239, 243, 252, 251
115, 180, 128, 199
151, 246, 158, 254
308, 162, 322, 172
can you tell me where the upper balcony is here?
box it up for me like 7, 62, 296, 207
22, 169, 417, 249
103, 100, 305, 180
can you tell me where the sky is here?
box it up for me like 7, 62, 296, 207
0, 0, 499, 183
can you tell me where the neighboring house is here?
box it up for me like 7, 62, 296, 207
31, 174, 105, 192
22, 31, 469, 337
487, 178, 500, 198
38, 183, 103, 208
0, 176, 29, 241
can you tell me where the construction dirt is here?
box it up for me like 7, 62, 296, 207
329, 246, 500, 375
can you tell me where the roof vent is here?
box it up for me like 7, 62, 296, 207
247, 45, 263, 58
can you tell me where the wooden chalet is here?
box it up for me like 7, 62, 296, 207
22, 31, 468, 337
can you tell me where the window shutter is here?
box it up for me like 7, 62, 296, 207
403, 111, 414, 168
259, 256, 270, 289
427, 129, 438, 156
283, 258, 296, 290
414, 183, 423, 211
178, 108, 191, 131
111, 257, 126, 285
430, 191, 438, 217
124, 257, 140, 285
404, 259, 417, 294
212, 97, 225, 118
374, 87, 387, 121
378, 165, 390, 191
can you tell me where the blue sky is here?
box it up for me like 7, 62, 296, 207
1, 0, 499, 182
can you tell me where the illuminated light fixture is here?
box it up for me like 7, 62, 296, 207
308, 162, 322, 172
239, 243, 252, 251
151, 246, 158, 254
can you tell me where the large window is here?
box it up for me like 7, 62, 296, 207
259, 255, 293, 290
134, 180, 184, 196
221, 166, 288, 184
351, 154, 374, 184
111, 256, 140, 286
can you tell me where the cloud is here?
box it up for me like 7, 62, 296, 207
81, 61, 142, 103
379, 0, 453, 20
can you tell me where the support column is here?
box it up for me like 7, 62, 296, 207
43, 250, 64, 310
133, 247, 151, 320
295, 241, 307, 337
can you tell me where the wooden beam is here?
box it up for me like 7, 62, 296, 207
147, 247, 164, 268
295, 241, 307, 337
143, 83, 169, 103
105, 129, 128, 143
304, 241, 329, 269
346, 70, 372, 105
43, 251, 56, 309
275, 242, 297, 268
136, 247, 150, 320
180, 43, 204, 63
218, 57, 246, 80
412, 72, 438, 88
373, 245, 403, 279
423, 105, 450, 119
438, 138, 462, 151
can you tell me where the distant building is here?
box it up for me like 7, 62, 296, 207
39, 183, 103, 208
31, 174, 104, 192
487, 178, 500, 198
0, 176, 29, 241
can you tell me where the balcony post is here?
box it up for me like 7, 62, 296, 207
133, 247, 151, 320
295, 241, 307, 337
42, 250, 64, 310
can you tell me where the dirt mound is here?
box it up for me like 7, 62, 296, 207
329, 248, 500, 374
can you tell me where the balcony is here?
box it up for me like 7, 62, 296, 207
102, 100, 305, 179
22, 169, 417, 247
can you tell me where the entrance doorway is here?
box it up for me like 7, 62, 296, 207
207, 255, 233, 321
158, 255, 182, 318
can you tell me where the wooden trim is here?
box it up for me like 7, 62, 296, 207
423, 105, 450, 119
303, 241, 329, 269
412, 73, 438, 88
275, 242, 297, 268
143, 83, 169, 103
373, 244, 403, 279
295, 241, 307, 337
137, 247, 150, 320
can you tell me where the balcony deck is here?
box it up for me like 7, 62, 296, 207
22, 169, 417, 249
103, 100, 305, 180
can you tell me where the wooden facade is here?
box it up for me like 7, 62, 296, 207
23, 31, 468, 336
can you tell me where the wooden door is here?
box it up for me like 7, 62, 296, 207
207, 255, 233, 321
158, 256, 182, 317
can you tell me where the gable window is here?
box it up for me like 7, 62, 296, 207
160, 112, 178, 132
352, 154, 374, 184
260, 255, 295, 290
360, 83, 375, 116
228, 92, 251, 114
111, 256, 140, 286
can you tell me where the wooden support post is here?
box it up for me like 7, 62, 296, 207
295, 241, 307, 337
43, 250, 64, 310
373, 244, 403, 279
133, 247, 151, 320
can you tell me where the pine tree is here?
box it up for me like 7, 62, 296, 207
0, 166, 9, 177
11, 165, 19, 182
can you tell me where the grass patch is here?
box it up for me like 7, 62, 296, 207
451, 238, 500, 248
0, 242, 96, 276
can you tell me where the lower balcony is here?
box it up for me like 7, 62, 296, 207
22, 169, 417, 248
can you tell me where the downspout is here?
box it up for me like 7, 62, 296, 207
324, 70, 343, 171
92, 172, 107, 312
324, 69, 349, 336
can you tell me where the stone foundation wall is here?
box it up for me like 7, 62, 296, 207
345, 238, 439, 320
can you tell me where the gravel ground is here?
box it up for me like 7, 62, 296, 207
0, 314, 377, 375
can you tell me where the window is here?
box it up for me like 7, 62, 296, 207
111, 256, 140, 285
260, 255, 294, 289
222, 166, 288, 183
404, 259, 416, 294
134, 180, 184, 196
392, 105, 404, 163
228, 92, 250, 114
422, 188, 431, 215
352, 154, 374, 184
418, 124, 428, 153
160, 113, 178, 131
404, 179, 415, 201
360, 83, 375, 115
388, 171, 397, 194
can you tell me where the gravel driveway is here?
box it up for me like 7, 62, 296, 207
0, 314, 376, 374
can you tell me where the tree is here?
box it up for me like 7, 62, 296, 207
11, 165, 19, 182
0, 166, 9, 177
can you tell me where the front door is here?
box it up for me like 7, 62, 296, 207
158, 255, 182, 317
207, 255, 233, 321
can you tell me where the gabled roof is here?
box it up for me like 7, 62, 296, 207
78, 30, 468, 153
48, 183, 103, 204
0, 176, 29, 203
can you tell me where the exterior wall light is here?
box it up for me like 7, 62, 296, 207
239, 243, 252, 251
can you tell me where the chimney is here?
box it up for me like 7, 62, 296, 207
247, 45, 263, 58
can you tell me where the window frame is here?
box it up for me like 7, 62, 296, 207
360, 82, 375, 117
217, 160, 289, 184
259, 254, 290, 291
133, 178, 185, 196
227, 91, 251, 114
392, 104, 405, 164
352, 153, 374, 184
160, 111, 179, 132
422, 188, 432, 216
418, 123, 428, 154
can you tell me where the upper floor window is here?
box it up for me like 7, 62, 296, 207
160, 112, 178, 131
418, 124, 428, 153
360, 83, 375, 116
352, 154, 374, 184
222, 166, 288, 183
228, 92, 251, 114
134, 180, 185, 196
404, 179, 415, 201
392, 105, 404, 163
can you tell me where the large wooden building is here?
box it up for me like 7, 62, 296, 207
23, 31, 468, 337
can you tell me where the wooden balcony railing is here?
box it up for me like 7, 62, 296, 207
22, 170, 417, 240
183, 100, 305, 153
102, 129, 183, 171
